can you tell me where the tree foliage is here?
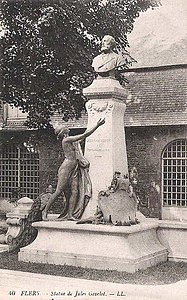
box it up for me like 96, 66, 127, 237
1, 0, 160, 128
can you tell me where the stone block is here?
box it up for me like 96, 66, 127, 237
157, 220, 187, 262
19, 220, 167, 273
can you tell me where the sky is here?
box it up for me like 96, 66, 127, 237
128, 0, 187, 67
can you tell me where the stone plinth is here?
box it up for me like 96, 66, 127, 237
7, 197, 34, 219
83, 78, 128, 218
19, 220, 168, 273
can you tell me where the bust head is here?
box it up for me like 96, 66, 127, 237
92, 35, 125, 77
101, 35, 116, 53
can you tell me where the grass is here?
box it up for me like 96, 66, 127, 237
0, 251, 187, 285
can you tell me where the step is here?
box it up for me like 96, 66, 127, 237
19, 219, 168, 273
0, 244, 9, 253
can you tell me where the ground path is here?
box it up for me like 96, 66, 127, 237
0, 268, 187, 300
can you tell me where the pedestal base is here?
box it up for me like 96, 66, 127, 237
19, 220, 168, 273
0, 244, 9, 252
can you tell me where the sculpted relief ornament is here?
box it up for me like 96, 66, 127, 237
86, 101, 114, 116
98, 172, 139, 226
78, 172, 139, 226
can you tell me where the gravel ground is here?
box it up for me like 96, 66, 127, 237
0, 251, 187, 285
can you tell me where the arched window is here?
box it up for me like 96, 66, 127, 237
162, 139, 187, 207
0, 143, 39, 200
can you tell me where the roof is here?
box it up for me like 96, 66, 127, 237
52, 64, 187, 128
124, 64, 187, 126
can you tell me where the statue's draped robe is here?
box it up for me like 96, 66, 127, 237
59, 142, 92, 219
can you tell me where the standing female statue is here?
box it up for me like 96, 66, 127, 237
42, 118, 105, 221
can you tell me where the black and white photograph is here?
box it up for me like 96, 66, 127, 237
0, 0, 187, 299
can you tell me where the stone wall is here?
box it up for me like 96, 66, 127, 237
126, 125, 187, 217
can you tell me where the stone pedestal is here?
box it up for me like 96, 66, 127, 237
19, 220, 168, 273
83, 78, 128, 218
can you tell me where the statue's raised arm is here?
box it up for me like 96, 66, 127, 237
92, 35, 126, 78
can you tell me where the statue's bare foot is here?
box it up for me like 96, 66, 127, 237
67, 216, 78, 221
56, 214, 67, 221
42, 212, 49, 221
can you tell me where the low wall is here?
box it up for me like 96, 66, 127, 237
157, 220, 187, 262
162, 207, 187, 222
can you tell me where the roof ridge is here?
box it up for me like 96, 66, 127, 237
123, 64, 187, 73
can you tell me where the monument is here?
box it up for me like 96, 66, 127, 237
19, 36, 168, 272
40, 35, 138, 224
82, 35, 133, 220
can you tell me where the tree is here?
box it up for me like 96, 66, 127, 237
0, 0, 160, 128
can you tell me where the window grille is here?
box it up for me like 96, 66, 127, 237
6, 104, 27, 119
162, 139, 187, 207
0, 143, 39, 200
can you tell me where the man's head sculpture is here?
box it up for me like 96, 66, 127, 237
92, 35, 125, 77
101, 35, 116, 53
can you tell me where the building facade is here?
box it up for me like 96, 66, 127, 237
1, 64, 187, 220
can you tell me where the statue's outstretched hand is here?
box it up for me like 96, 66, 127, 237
97, 118, 105, 127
